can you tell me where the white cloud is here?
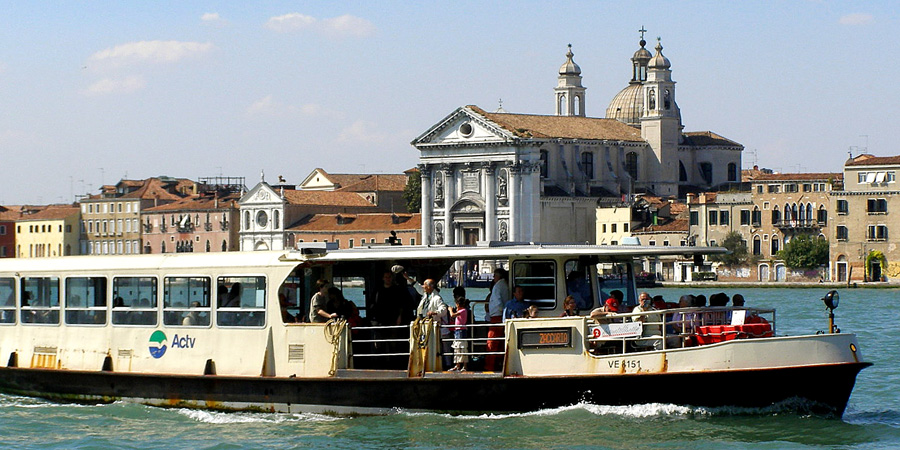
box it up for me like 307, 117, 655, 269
265, 13, 375, 38
246, 95, 338, 118
839, 13, 874, 25
320, 15, 377, 38
82, 76, 146, 95
87, 40, 214, 68
247, 95, 298, 116
201, 12, 228, 27
337, 120, 391, 144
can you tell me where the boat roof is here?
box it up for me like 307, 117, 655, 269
0, 243, 725, 274
294, 242, 726, 263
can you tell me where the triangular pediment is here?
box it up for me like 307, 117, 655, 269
412, 106, 515, 147
298, 168, 336, 191
239, 181, 284, 206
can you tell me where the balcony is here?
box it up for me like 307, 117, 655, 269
773, 220, 824, 230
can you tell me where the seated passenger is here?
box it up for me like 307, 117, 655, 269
559, 295, 579, 317
589, 290, 622, 323
183, 301, 202, 326
502, 286, 528, 320
631, 292, 662, 350
525, 304, 539, 318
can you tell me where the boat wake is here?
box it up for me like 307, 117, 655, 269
176, 408, 342, 424
400, 397, 841, 420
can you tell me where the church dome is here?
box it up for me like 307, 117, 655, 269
648, 41, 671, 69
559, 45, 581, 75
605, 83, 643, 126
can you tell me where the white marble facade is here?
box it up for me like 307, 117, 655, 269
413, 35, 743, 245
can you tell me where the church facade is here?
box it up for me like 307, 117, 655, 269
412, 35, 743, 245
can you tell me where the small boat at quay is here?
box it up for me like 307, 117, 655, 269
0, 242, 870, 416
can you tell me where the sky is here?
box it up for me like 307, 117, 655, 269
0, 1, 895, 205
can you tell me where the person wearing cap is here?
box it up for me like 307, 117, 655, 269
589, 294, 621, 323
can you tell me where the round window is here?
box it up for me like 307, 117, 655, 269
459, 122, 473, 137
256, 211, 269, 228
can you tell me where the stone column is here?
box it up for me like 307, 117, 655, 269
442, 164, 453, 246
419, 164, 432, 245
483, 162, 496, 242
509, 164, 520, 242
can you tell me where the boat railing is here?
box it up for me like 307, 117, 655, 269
586, 306, 776, 353
349, 324, 413, 358
439, 322, 506, 358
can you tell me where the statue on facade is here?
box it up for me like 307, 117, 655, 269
434, 222, 444, 245
499, 220, 508, 242
434, 177, 444, 204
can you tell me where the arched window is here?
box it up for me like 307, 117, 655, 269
792, 204, 799, 223
221, 240, 227, 252
161, 242, 166, 253
752, 235, 761, 255
244, 211, 250, 231
771, 235, 780, 254
581, 152, 594, 179
699, 162, 713, 185
784, 203, 792, 222
625, 152, 638, 179
648, 89, 656, 110
806, 203, 814, 223
664, 89, 671, 109
206, 240, 211, 252
540, 150, 549, 178
574, 95, 581, 116
558, 95, 567, 115
679, 161, 688, 181
772, 206, 781, 225
727, 163, 738, 182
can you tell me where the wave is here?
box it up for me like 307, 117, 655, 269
397, 397, 843, 420
176, 408, 341, 424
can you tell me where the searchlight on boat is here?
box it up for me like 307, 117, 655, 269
822, 290, 840, 334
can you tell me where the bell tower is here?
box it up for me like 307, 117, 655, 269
640, 37, 682, 196
555, 44, 586, 116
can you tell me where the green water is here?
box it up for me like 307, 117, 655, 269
1, 288, 897, 449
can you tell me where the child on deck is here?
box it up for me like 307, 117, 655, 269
449, 295, 469, 372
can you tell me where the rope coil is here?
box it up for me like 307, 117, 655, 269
324, 318, 347, 376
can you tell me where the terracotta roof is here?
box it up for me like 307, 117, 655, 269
681, 131, 742, 147
470, 106, 645, 142
120, 178, 192, 201
143, 194, 240, 212
288, 213, 421, 232
282, 189, 377, 207
751, 172, 842, 182
846, 154, 900, 166
16, 205, 79, 221
336, 174, 407, 192
633, 218, 689, 233
668, 202, 688, 216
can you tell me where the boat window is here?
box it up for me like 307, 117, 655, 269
0, 277, 15, 324
164, 277, 211, 327
21, 277, 60, 325
112, 277, 158, 326
217, 276, 266, 327
512, 260, 556, 309
65, 277, 107, 325
565, 259, 595, 310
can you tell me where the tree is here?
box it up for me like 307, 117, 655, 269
710, 231, 749, 266
402, 170, 421, 213
776, 234, 829, 269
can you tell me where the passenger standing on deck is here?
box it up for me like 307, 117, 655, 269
414, 279, 451, 369
309, 279, 335, 323
449, 293, 469, 372
485, 268, 510, 371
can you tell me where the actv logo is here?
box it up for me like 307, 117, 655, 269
148, 330, 168, 359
